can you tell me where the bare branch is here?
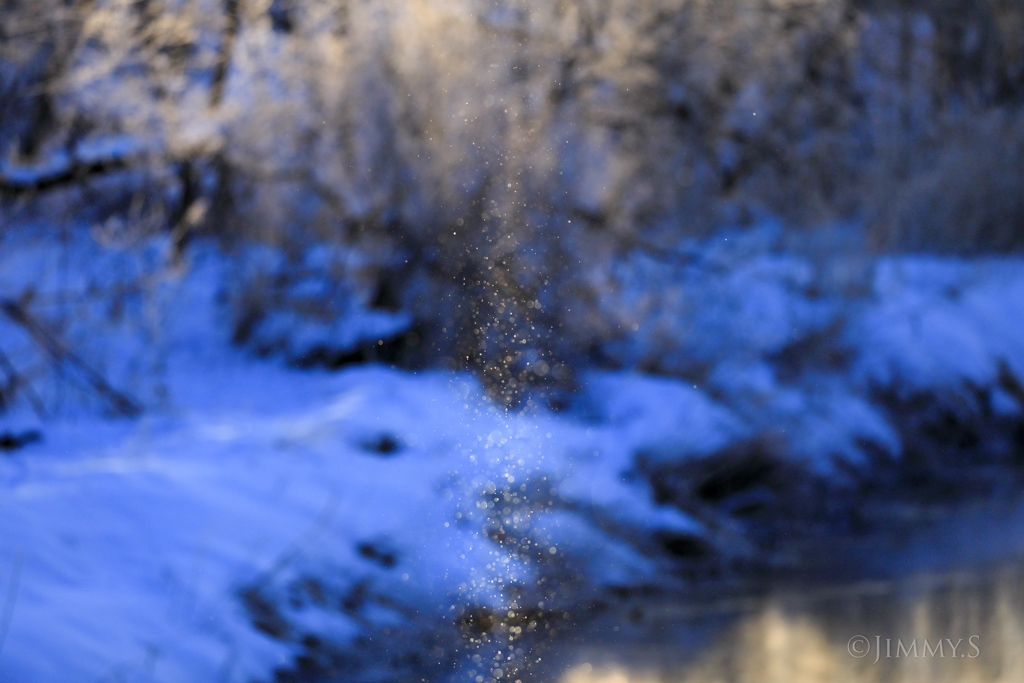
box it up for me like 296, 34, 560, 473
0, 299, 141, 417
0, 153, 134, 196
0, 346, 46, 417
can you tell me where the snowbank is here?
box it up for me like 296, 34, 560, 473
2, 222, 1024, 681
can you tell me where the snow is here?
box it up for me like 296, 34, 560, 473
602, 223, 836, 375
0, 228, 682, 679
0, 363, 618, 681
2, 222, 1024, 681
0, 151, 73, 185
847, 256, 1024, 397
250, 307, 411, 359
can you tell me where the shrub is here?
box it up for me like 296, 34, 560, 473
867, 109, 1024, 254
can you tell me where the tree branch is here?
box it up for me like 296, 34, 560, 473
0, 299, 141, 417
0, 153, 133, 196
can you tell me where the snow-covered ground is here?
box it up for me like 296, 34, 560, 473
0, 225, 712, 682
0, 362, 667, 681
1, 223, 1024, 682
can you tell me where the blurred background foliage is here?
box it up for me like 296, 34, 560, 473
2, 0, 1024, 401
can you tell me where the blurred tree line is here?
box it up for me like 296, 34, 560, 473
2, 0, 1023, 402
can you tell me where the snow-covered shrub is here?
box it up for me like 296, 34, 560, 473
227, 241, 413, 367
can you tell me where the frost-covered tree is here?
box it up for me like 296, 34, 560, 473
3, 0, 1023, 400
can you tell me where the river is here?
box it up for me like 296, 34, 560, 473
539, 494, 1024, 683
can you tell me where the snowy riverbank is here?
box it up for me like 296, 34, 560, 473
2, 224, 1024, 681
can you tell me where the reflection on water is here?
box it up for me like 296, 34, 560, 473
557, 506, 1024, 683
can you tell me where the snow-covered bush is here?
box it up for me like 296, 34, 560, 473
227, 241, 413, 366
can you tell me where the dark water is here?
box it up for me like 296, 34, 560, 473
543, 497, 1024, 683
